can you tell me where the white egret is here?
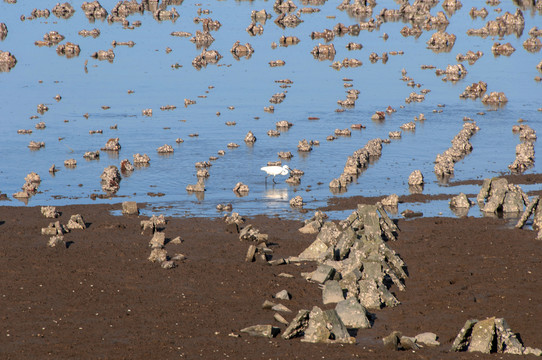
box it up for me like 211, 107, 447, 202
261, 164, 290, 184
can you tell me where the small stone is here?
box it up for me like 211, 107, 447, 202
161, 260, 176, 269
41, 206, 59, 218
240, 325, 279, 338
262, 300, 276, 309
122, 201, 139, 215
383, 331, 401, 350
47, 235, 65, 248
149, 232, 166, 248
335, 298, 371, 329
148, 248, 167, 263
309, 264, 335, 283
274, 290, 291, 300
282, 309, 310, 340
415, 332, 440, 347
271, 304, 292, 313
468, 318, 495, 354
274, 313, 289, 325
67, 214, 86, 230
322, 280, 344, 304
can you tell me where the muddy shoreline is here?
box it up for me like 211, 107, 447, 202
1, 196, 542, 359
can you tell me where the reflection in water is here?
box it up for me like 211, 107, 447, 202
0, 1, 541, 220
408, 185, 424, 195
187, 190, 205, 201
450, 206, 469, 218
263, 187, 289, 203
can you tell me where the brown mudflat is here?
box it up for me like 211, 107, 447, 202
1, 204, 541, 359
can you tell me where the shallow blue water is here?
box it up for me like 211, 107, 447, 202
0, 0, 540, 219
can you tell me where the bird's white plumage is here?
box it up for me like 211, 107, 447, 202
261, 165, 290, 182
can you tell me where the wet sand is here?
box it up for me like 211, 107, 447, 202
1, 200, 542, 359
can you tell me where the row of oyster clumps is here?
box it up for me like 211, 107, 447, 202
509, 124, 536, 173
240, 204, 406, 344
434, 122, 479, 178
329, 139, 385, 192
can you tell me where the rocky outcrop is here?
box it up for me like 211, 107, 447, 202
426, 31, 456, 52
451, 317, 540, 355
81, 1, 108, 20
477, 178, 527, 214
52, 3, 75, 19
467, 9, 524, 38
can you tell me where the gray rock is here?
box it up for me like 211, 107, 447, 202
358, 279, 382, 309
335, 228, 356, 259
408, 170, 424, 185
41, 206, 59, 218
262, 300, 276, 309
362, 261, 383, 282
67, 214, 86, 230
322, 309, 351, 342
483, 188, 507, 213
282, 309, 310, 340
535, 205, 542, 231
502, 190, 525, 213
169, 236, 182, 244
468, 317, 495, 353
310, 264, 335, 283
377, 203, 399, 233
451, 319, 478, 352
274, 289, 291, 300
339, 269, 362, 299
245, 244, 256, 262
322, 280, 345, 304
315, 222, 342, 247
477, 178, 492, 204
122, 201, 139, 215
415, 332, 440, 347
335, 297, 371, 329
400, 336, 419, 350
298, 221, 320, 234
382, 331, 401, 350
42, 221, 68, 236
494, 318, 524, 354
379, 285, 400, 308
149, 232, 165, 249
524, 347, 542, 356
515, 196, 539, 229
381, 194, 399, 207
240, 324, 279, 338
47, 235, 64, 248
161, 260, 176, 269
148, 248, 167, 263
271, 304, 292, 313
449, 193, 473, 208
302, 307, 352, 344
302, 307, 330, 343
357, 204, 381, 234
274, 313, 289, 325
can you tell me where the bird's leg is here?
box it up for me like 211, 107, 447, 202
273, 176, 277, 184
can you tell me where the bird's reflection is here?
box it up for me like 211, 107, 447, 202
263, 186, 289, 203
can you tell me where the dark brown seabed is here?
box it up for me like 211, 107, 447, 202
1, 193, 542, 359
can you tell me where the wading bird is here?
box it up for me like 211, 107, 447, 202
261, 164, 290, 184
